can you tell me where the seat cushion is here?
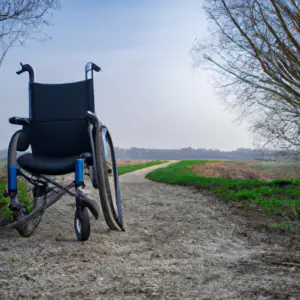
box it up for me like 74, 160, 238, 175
17, 153, 80, 175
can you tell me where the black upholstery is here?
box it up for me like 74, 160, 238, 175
17, 154, 80, 175
17, 79, 95, 175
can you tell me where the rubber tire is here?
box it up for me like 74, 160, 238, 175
8, 131, 41, 238
74, 206, 90, 241
105, 129, 124, 230
94, 125, 121, 230
16, 217, 42, 237
16, 195, 45, 238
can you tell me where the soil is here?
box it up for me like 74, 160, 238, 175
189, 161, 300, 181
0, 162, 300, 299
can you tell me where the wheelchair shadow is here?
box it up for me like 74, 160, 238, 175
54, 235, 80, 242
54, 228, 111, 242
0, 229, 20, 239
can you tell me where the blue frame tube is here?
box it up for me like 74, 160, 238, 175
8, 165, 17, 192
75, 159, 84, 185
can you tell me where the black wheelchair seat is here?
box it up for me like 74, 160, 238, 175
17, 153, 80, 175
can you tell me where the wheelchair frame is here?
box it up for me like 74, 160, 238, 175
1, 62, 124, 241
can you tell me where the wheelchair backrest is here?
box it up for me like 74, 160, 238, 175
29, 79, 95, 157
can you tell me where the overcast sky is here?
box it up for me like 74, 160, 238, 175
0, 0, 253, 151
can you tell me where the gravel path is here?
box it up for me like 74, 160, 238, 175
1, 162, 300, 299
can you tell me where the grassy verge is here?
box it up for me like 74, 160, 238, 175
146, 160, 300, 230
118, 160, 168, 175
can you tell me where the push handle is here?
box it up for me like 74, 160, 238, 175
16, 62, 35, 83
91, 63, 101, 72
85, 62, 101, 80
16, 67, 24, 75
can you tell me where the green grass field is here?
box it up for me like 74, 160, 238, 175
118, 160, 167, 175
146, 160, 300, 230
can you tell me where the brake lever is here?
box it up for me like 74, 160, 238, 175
16, 62, 24, 75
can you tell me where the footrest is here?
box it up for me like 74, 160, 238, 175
8, 203, 27, 213
1, 203, 44, 230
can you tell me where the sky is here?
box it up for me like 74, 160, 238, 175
0, 0, 254, 151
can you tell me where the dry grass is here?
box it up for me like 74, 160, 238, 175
190, 160, 300, 181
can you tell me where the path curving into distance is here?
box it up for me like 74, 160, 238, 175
118, 160, 176, 183
0, 161, 300, 299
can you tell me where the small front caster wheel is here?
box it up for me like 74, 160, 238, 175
74, 206, 90, 241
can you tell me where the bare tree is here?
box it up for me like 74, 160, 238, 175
192, 0, 300, 152
0, 0, 60, 67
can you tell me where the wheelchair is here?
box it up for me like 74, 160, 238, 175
1, 62, 124, 241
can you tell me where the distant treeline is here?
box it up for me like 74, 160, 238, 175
114, 147, 296, 161
0, 147, 298, 161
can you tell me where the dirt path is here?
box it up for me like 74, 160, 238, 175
1, 162, 300, 299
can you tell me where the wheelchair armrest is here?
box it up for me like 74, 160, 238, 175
9, 117, 31, 126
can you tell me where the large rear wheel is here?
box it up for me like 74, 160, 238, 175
15, 188, 46, 237
94, 125, 124, 231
